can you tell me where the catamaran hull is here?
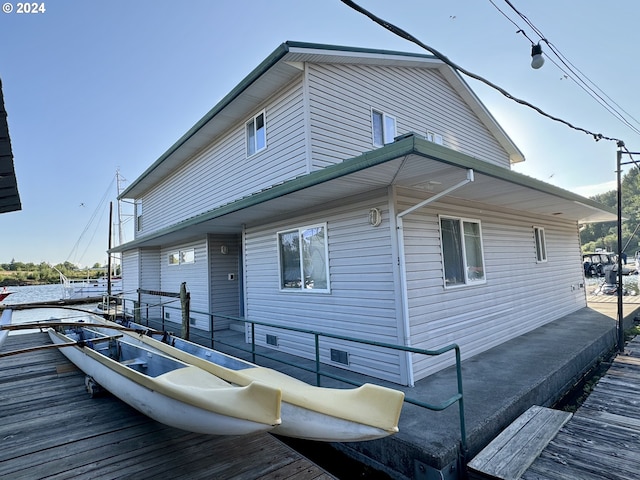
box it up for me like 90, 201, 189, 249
48, 330, 278, 436
95, 322, 404, 442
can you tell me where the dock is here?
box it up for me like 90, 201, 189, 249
521, 334, 640, 479
0, 332, 336, 480
468, 334, 640, 480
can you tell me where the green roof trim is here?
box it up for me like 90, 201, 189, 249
120, 41, 440, 200
112, 134, 614, 252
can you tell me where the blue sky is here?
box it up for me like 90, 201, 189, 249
1, 0, 639, 267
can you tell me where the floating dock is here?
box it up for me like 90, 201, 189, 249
0, 332, 335, 480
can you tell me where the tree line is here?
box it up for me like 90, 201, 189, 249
0, 260, 115, 286
580, 166, 640, 256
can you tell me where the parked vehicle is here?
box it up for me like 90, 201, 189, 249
583, 252, 614, 277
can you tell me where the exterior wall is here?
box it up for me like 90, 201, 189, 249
397, 187, 586, 380
243, 190, 407, 384
306, 63, 511, 169
159, 239, 210, 330
137, 78, 307, 237
121, 249, 140, 318
138, 247, 161, 321
208, 234, 242, 330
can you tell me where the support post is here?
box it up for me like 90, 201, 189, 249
617, 146, 624, 352
180, 282, 190, 340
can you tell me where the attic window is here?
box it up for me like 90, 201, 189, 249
246, 111, 266, 157
427, 131, 444, 145
372, 109, 396, 147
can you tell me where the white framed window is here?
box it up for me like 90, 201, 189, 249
168, 252, 180, 265
427, 131, 444, 145
246, 110, 266, 157
278, 223, 330, 292
534, 227, 547, 263
135, 200, 143, 232
372, 109, 396, 147
168, 248, 195, 265
439, 216, 486, 287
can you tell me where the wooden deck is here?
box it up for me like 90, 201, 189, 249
0, 332, 335, 480
520, 336, 640, 479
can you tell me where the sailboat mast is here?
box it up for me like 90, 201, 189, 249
107, 201, 113, 296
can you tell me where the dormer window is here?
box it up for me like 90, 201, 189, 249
372, 109, 396, 147
246, 111, 266, 157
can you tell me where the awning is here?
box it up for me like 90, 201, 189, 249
111, 134, 615, 252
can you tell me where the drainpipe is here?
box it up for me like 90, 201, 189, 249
396, 169, 474, 386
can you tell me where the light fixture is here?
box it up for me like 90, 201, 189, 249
530, 43, 544, 69
369, 208, 382, 227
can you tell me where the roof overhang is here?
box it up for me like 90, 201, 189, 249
112, 134, 615, 252
0, 78, 21, 214
120, 41, 524, 200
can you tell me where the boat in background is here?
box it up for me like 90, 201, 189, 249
0, 288, 12, 302
46, 317, 282, 436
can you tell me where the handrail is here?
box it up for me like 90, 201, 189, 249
114, 296, 468, 458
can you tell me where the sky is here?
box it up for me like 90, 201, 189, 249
1, 0, 639, 267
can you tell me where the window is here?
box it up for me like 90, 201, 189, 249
439, 216, 486, 287
372, 109, 396, 146
135, 200, 143, 232
427, 131, 444, 145
168, 248, 195, 265
278, 224, 329, 292
246, 111, 266, 156
534, 227, 547, 263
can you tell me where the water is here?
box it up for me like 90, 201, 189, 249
2, 284, 67, 305
1, 284, 98, 329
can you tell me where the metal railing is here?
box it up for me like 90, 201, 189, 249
114, 294, 468, 458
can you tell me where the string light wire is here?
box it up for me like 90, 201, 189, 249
340, 0, 623, 145
493, 0, 640, 136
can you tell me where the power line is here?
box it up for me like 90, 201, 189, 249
340, 0, 623, 145
492, 0, 640, 137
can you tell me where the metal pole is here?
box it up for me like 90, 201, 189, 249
617, 145, 624, 352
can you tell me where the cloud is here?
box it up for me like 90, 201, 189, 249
573, 181, 616, 198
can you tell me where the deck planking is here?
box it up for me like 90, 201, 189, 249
521, 336, 640, 480
0, 332, 336, 480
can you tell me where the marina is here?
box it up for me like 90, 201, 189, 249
3, 286, 640, 479
0, 331, 336, 480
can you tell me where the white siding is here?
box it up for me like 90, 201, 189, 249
121, 249, 139, 318
208, 234, 241, 330
139, 247, 161, 321
138, 79, 307, 236
244, 192, 406, 383
397, 188, 586, 380
307, 63, 511, 169
159, 240, 210, 330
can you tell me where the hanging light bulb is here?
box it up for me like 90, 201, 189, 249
530, 43, 545, 69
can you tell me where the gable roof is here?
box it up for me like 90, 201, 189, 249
0, 78, 21, 214
120, 41, 524, 200
111, 133, 614, 252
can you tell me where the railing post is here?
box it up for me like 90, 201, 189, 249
315, 334, 321, 386
251, 322, 256, 364
209, 313, 214, 348
180, 282, 190, 340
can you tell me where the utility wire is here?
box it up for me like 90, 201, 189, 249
340, 0, 622, 144
494, 0, 640, 136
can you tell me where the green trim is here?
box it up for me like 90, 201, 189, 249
120, 41, 439, 199
120, 42, 292, 199
112, 134, 614, 252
